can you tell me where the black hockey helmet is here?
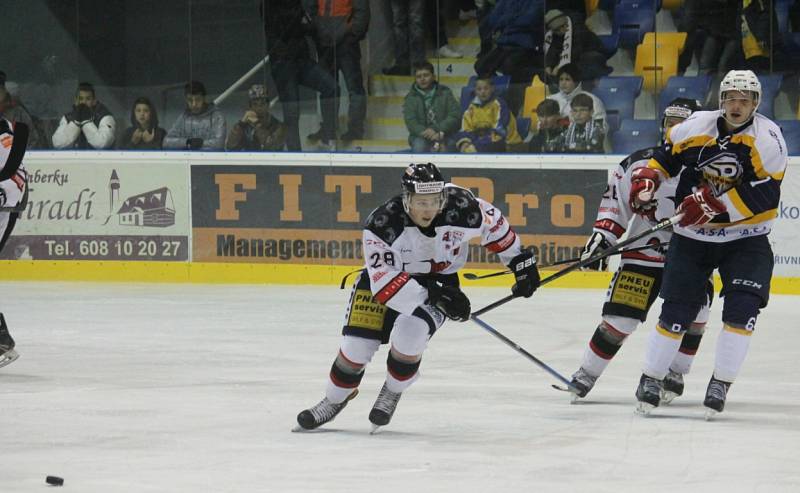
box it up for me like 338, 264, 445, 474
661, 97, 701, 142
401, 162, 447, 215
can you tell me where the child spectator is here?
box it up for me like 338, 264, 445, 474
120, 97, 166, 150
403, 61, 461, 152
226, 84, 287, 151
52, 82, 116, 150
163, 81, 226, 151
529, 99, 568, 153
561, 93, 604, 153
546, 63, 606, 128
456, 76, 522, 153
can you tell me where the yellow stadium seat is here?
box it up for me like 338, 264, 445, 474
522, 75, 548, 127
634, 44, 679, 92
585, 0, 600, 16
641, 32, 688, 54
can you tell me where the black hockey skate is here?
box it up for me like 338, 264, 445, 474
294, 389, 358, 431
703, 376, 731, 420
0, 313, 19, 369
635, 373, 662, 415
569, 367, 598, 402
661, 370, 684, 405
368, 383, 402, 433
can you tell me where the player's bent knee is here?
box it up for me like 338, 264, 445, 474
722, 291, 762, 329
601, 317, 639, 338
659, 300, 702, 334
390, 315, 431, 356
340, 335, 381, 365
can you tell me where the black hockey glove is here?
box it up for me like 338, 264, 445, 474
509, 251, 540, 298
186, 137, 204, 150
74, 104, 93, 126
579, 232, 611, 271
427, 282, 471, 322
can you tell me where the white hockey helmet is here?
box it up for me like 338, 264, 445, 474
718, 70, 761, 125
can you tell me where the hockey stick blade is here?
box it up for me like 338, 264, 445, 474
463, 242, 669, 281
472, 215, 682, 317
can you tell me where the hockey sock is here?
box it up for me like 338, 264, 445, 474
385, 350, 421, 394
713, 324, 753, 382
326, 350, 366, 404
581, 322, 628, 377
642, 322, 683, 380
670, 323, 705, 374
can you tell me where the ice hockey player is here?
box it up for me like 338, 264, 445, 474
295, 162, 540, 432
569, 98, 710, 404
0, 115, 29, 368
630, 70, 787, 418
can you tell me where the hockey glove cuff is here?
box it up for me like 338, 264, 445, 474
629, 167, 661, 216
580, 232, 611, 271
509, 251, 540, 298
677, 187, 726, 227
427, 283, 471, 322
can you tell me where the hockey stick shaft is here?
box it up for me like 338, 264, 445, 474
471, 214, 682, 317
463, 242, 668, 280
471, 314, 577, 390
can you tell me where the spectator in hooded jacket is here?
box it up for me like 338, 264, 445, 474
120, 97, 166, 150
52, 82, 116, 149
456, 76, 522, 153
163, 81, 226, 151
403, 61, 462, 152
305, 0, 370, 142
546, 63, 606, 128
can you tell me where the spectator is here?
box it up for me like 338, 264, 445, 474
263, 0, 337, 150
475, 0, 497, 59
456, 76, 522, 153
740, 0, 784, 72
528, 99, 568, 153
403, 61, 461, 152
163, 81, 226, 151
305, 0, 370, 142
474, 0, 545, 113
427, 0, 463, 59
226, 84, 287, 151
51, 82, 115, 150
546, 63, 606, 127
0, 78, 48, 149
560, 93, 604, 153
120, 97, 166, 150
543, 9, 611, 86
677, 0, 739, 76
384, 0, 426, 75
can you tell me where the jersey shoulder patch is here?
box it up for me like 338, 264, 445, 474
436, 185, 483, 229
364, 195, 408, 245
620, 147, 655, 171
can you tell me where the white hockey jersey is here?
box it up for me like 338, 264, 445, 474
0, 117, 28, 211
363, 185, 522, 316
648, 110, 787, 243
593, 147, 675, 267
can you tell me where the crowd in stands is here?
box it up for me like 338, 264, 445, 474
1, 0, 800, 154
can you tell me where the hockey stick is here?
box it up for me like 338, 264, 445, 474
471, 214, 683, 317
462, 242, 669, 280
471, 314, 579, 392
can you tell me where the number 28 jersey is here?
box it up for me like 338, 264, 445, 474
362, 184, 523, 316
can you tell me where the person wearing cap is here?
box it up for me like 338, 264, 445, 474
120, 97, 166, 150
163, 80, 226, 151
225, 84, 287, 151
543, 9, 610, 86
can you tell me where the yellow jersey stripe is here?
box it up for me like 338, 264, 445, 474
656, 323, 683, 340
726, 187, 755, 218
723, 324, 753, 337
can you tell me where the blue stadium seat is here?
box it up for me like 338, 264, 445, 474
516, 117, 531, 140
657, 75, 712, 115
598, 33, 619, 60
594, 76, 643, 132
461, 75, 512, 111
758, 74, 783, 120
612, 119, 660, 154
613, 5, 656, 49
777, 120, 800, 155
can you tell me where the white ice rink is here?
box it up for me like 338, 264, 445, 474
1, 281, 798, 492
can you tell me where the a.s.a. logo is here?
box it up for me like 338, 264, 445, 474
696, 151, 743, 195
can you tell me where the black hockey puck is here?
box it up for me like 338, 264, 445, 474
45, 476, 64, 486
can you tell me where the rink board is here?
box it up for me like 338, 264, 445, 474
2, 151, 799, 293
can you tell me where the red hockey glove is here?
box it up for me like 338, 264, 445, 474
677, 187, 726, 227
629, 167, 661, 216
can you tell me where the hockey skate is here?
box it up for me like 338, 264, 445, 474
568, 367, 598, 403
635, 373, 663, 415
661, 370, 684, 405
0, 314, 19, 369
703, 376, 731, 420
368, 383, 402, 434
293, 389, 358, 432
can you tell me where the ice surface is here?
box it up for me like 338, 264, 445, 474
1, 282, 798, 492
